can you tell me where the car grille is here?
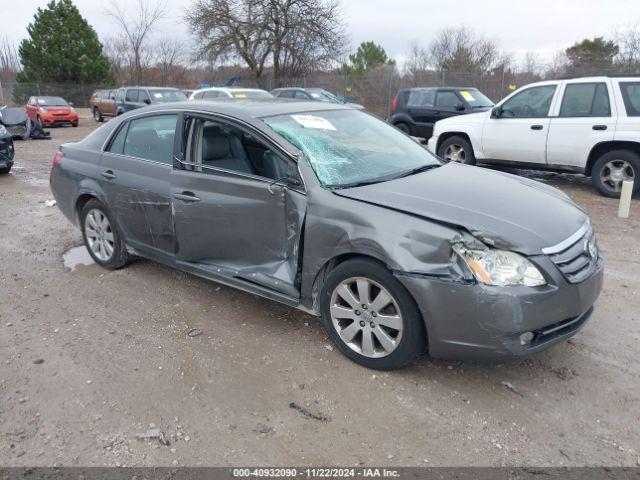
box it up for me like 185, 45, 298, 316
542, 222, 601, 284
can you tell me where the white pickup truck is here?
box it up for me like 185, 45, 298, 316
427, 76, 640, 197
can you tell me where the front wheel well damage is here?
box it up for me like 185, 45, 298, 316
309, 253, 429, 348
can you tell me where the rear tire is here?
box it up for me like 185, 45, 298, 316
93, 107, 103, 122
80, 199, 130, 270
320, 258, 426, 370
591, 149, 640, 198
0, 165, 11, 174
437, 135, 476, 165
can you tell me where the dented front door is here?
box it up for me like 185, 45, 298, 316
171, 169, 305, 297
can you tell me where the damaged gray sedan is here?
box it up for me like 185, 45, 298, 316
50, 101, 603, 369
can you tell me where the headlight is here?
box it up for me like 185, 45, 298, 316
40, 107, 48, 113
454, 245, 546, 287
0, 125, 6, 136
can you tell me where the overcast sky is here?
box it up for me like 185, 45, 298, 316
3, 0, 640, 68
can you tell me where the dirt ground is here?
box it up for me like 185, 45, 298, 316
1, 109, 639, 468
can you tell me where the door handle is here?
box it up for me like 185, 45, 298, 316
100, 170, 116, 180
530, 124, 544, 130
173, 191, 200, 202
593, 125, 608, 131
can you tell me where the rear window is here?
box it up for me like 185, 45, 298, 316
559, 83, 610, 117
620, 82, 640, 117
407, 88, 435, 107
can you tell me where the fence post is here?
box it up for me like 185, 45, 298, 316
81, 83, 86, 107
441, 70, 446, 86
0, 80, 3, 105
500, 65, 506, 100
386, 69, 395, 119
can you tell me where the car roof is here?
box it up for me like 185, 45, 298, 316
131, 99, 350, 119
120, 86, 180, 90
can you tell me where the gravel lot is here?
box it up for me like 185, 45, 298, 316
1, 109, 639, 467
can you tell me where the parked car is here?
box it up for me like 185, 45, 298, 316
189, 87, 274, 100
26, 96, 79, 127
114, 87, 187, 115
50, 101, 602, 369
271, 87, 364, 109
427, 75, 640, 197
90, 89, 117, 122
0, 105, 31, 139
390, 87, 494, 138
0, 124, 15, 173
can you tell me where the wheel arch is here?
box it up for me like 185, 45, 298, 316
436, 131, 473, 155
308, 252, 394, 315
586, 141, 640, 176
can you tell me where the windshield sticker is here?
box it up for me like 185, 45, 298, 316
459, 90, 475, 102
291, 114, 336, 131
234, 93, 247, 98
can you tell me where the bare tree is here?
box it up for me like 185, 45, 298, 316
429, 26, 500, 73
106, 0, 167, 84
0, 36, 20, 83
156, 38, 186, 85
404, 40, 430, 77
616, 24, 640, 70
185, 0, 347, 86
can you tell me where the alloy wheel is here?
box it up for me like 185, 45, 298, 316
329, 277, 403, 358
443, 144, 466, 162
600, 159, 635, 193
84, 208, 115, 262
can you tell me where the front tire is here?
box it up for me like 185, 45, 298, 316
437, 135, 476, 165
80, 199, 130, 270
591, 150, 640, 198
320, 258, 426, 370
394, 122, 411, 135
93, 107, 103, 122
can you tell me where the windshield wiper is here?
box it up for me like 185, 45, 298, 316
392, 163, 441, 180
326, 178, 389, 189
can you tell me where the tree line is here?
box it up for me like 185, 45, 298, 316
1, 0, 640, 92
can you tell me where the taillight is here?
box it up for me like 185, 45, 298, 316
391, 95, 398, 113
52, 151, 63, 168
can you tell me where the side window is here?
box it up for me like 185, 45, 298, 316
125, 89, 139, 102
123, 114, 178, 164
620, 82, 640, 117
107, 122, 129, 155
192, 118, 289, 181
435, 91, 460, 109
407, 89, 435, 107
559, 83, 610, 117
294, 91, 309, 100
202, 90, 219, 99
501, 85, 557, 118
139, 90, 151, 104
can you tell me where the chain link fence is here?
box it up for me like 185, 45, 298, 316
3, 67, 632, 118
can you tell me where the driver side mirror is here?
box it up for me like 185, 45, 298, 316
454, 103, 465, 111
490, 106, 502, 119
143, 98, 151, 105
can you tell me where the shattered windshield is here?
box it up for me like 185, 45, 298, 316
262, 109, 441, 187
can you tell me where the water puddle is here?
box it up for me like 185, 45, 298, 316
63, 246, 96, 271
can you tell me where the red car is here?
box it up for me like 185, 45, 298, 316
26, 96, 79, 127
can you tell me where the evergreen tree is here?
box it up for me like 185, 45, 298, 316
17, 0, 112, 84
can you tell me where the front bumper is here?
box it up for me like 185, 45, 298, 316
396, 256, 603, 360
41, 115, 78, 126
426, 135, 438, 155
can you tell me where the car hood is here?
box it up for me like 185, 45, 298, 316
0, 107, 29, 126
334, 163, 587, 255
438, 110, 487, 126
